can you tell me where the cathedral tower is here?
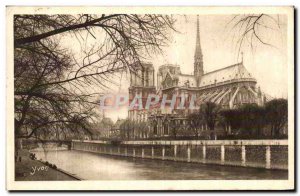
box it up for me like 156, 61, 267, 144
128, 62, 156, 122
194, 15, 204, 87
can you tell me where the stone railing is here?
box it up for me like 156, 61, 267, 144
71, 139, 288, 170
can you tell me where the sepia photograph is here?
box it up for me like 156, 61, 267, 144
6, 6, 294, 190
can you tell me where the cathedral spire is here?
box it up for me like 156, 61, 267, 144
194, 15, 204, 87
194, 15, 202, 58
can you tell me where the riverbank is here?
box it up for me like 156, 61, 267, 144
29, 146, 69, 152
15, 149, 78, 181
34, 150, 288, 180
72, 139, 288, 170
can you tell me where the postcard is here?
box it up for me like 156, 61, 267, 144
6, 6, 294, 190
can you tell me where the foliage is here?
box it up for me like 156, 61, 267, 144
187, 112, 202, 137
199, 102, 221, 131
186, 99, 288, 139
136, 121, 149, 138
185, 102, 220, 138
119, 119, 135, 139
91, 117, 114, 138
220, 99, 287, 137
169, 119, 179, 138
265, 99, 288, 137
221, 104, 266, 136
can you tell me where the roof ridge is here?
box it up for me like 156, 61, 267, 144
179, 73, 194, 77
204, 62, 242, 75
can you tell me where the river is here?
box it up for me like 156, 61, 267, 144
34, 150, 288, 180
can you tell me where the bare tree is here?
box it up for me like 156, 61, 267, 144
227, 14, 283, 58
14, 14, 176, 142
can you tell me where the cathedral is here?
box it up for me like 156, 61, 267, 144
128, 16, 269, 138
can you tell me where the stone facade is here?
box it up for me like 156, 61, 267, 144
128, 62, 156, 123
128, 16, 270, 138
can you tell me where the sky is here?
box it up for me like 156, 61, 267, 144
64, 14, 288, 122
152, 15, 288, 97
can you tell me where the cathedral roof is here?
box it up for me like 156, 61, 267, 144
198, 62, 256, 87
159, 64, 180, 69
160, 62, 256, 90
178, 74, 197, 87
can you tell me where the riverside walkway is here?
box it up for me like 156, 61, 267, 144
15, 149, 78, 181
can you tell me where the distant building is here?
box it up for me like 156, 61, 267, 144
110, 118, 126, 138
87, 117, 114, 140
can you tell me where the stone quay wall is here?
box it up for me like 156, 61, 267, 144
71, 139, 288, 170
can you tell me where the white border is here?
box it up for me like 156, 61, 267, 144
5, 5, 295, 191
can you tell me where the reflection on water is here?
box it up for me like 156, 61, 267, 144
34, 150, 288, 180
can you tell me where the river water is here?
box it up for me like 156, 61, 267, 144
34, 150, 288, 180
